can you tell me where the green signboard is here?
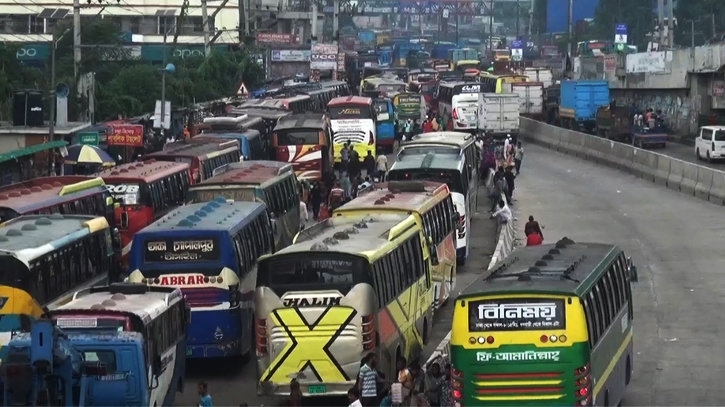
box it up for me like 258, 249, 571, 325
0, 43, 51, 61
78, 131, 100, 146
140, 44, 228, 62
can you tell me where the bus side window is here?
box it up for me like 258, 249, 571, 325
590, 289, 605, 338
582, 295, 597, 348
612, 258, 627, 308
233, 234, 246, 276
400, 242, 414, 287
382, 256, 395, 300
372, 264, 382, 308
602, 271, 620, 314
597, 279, 613, 326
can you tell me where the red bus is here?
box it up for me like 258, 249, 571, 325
0, 176, 115, 224
143, 139, 241, 183
95, 160, 192, 257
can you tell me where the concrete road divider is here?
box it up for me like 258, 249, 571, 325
655, 155, 671, 186
709, 171, 725, 205
519, 117, 725, 207
695, 167, 713, 201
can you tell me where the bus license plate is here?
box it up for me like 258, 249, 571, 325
308, 385, 326, 394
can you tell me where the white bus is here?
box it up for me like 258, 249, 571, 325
390, 143, 478, 265
435, 82, 481, 131
327, 96, 377, 164
47, 283, 190, 407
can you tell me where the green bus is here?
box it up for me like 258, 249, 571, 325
450, 238, 638, 406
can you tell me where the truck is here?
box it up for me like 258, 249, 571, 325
502, 81, 544, 119
357, 30, 377, 51
522, 67, 554, 88
543, 83, 560, 124
393, 43, 422, 67
558, 80, 609, 132
595, 104, 632, 141
477, 93, 520, 138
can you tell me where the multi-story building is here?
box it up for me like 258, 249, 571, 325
1, 0, 244, 63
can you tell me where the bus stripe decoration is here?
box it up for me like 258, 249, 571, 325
383, 285, 424, 361
262, 306, 357, 383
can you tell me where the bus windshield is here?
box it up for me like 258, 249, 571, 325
389, 169, 465, 195
276, 130, 321, 145
258, 253, 367, 296
329, 105, 372, 120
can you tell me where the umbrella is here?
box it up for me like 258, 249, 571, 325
64, 144, 116, 167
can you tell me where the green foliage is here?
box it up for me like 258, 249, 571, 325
674, 0, 723, 45
0, 18, 265, 123
591, 0, 653, 49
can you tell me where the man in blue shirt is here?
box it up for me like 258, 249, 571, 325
198, 382, 213, 407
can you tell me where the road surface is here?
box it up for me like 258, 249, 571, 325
174, 175, 500, 406
514, 144, 725, 405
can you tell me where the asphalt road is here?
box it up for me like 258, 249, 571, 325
174, 170, 500, 406
514, 143, 725, 405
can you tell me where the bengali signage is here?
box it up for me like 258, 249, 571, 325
310, 43, 339, 70
271, 50, 311, 62
337, 52, 346, 71
603, 55, 617, 71
395, 95, 421, 105
476, 350, 561, 362
714, 80, 725, 98
108, 124, 144, 147
144, 239, 220, 263
468, 298, 566, 331
257, 33, 295, 44
626, 51, 666, 74
78, 131, 99, 146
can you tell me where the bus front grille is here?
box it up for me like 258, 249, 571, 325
471, 371, 566, 402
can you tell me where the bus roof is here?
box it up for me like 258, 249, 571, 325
144, 140, 238, 160
391, 152, 463, 172
365, 77, 407, 85
162, 137, 239, 151
320, 80, 348, 88
408, 131, 475, 146
96, 160, 190, 183
337, 181, 449, 214
232, 107, 292, 120
240, 99, 286, 109
51, 283, 183, 326
459, 240, 622, 299
273, 215, 415, 259
274, 113, 326, 131
277, 94, 310, 103
0, 214, 109, 263
138, 198, 266, 234
328, 96, 372, 106
0, 177, 107, 214
193, 161, 294, 186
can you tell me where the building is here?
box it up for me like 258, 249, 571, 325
0, 0, 244, 63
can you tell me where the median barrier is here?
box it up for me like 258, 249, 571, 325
571, 133, 590, 160
608, 142, 633, 172
654, 155, 671, 186
556, 129, 573, 154
631, 149, 657, 182
708, 171, 725, 205
694, 166, 714, 201
667, 159, 684, 192
680, 162, 698, 196
585, 136, 607, 165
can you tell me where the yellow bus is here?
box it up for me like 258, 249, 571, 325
333, 181, 457, 310
479, 72, 530, 93
255, 214, 434, 397
0, 214, 114, 355
450, 238, 638, 407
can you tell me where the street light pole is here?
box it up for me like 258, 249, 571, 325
50, 28, 57, 142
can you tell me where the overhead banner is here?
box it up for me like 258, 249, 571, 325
310, 44, 339, 70
108, 124, 144, 147
271, 50, 311, 62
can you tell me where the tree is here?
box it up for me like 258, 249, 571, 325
590, 0, 654, 49
674, 0, 723, 46
0, 45, 44, 121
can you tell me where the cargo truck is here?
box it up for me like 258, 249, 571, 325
558, 80, 610, 132
477, 93, 520, 138
595, 104, 632, 141
502, 81, 544, 119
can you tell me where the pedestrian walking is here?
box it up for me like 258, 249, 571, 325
503, 166, 515, 203
424, 363, 445, 406
364, 150, 376, 177
198, 382, 213, 407
376, 153, 388, 182
526, 231, 543, 246
310, 182, 322, 220
340, 143, 351, 173
524, 216, 544, 239
514, 142, 524, 174
299, 194, 309, 230
358, 352, 381, 407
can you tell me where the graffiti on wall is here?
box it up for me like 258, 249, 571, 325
611, 90, 700, 136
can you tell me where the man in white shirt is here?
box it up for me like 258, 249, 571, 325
375, 154, 388, 181
491, 199, 512, 224
299, 199, 309, 229
348, 387, 363, 407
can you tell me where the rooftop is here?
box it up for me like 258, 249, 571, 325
0, 177, 106, 211
391, 152, 463, 172
95, 159, 189, 182
337, 181, 449, 213
460, 239, 621, 298
0, 214, 102, 255
278, 216, 399, 256
139, 198, 266, 233
328, 96, 372, 106
194, 161, 293, 186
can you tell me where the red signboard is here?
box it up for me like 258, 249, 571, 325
108, 125, 144, 147
257, 33, 294, 44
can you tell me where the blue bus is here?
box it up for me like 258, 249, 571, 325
199, 129, 265, 161
127, 198, 275, 359
373, 98, 396, 152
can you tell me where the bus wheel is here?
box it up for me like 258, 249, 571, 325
625, 356, 632, 385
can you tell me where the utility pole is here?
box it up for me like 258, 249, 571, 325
657, 0, 664, 46
712, 13, 716, 39
73, 0, 81, 87
488, 0, 493, 51
239, 0, 249, 40
515, 0, 519, 39
333, 0, 339, 43
667, 0, 674, 47
50, 29, 57, 142
566, 0, 572, 57
201, 0, 211, 56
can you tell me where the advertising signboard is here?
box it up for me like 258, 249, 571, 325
108, 124, 144, 147
257, 33, 295, 44
271, 50, 311, 62
310, 44, 339, 70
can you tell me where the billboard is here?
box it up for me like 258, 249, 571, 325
310, 44, 339, 70
546, 0, 600, 34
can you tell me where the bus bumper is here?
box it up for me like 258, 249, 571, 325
186, 339, 242, 358
258, 380, 354, 397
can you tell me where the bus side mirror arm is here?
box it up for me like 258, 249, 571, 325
627, 256, 638, 284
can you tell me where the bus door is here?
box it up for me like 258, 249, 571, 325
373, 99, 395, 151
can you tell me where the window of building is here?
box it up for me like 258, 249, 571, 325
157, 16, 175, 35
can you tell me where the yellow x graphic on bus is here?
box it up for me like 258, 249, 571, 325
262, 306, 357, 383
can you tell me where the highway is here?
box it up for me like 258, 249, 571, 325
174, 179, 500, 406
514, 144, 724, 405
